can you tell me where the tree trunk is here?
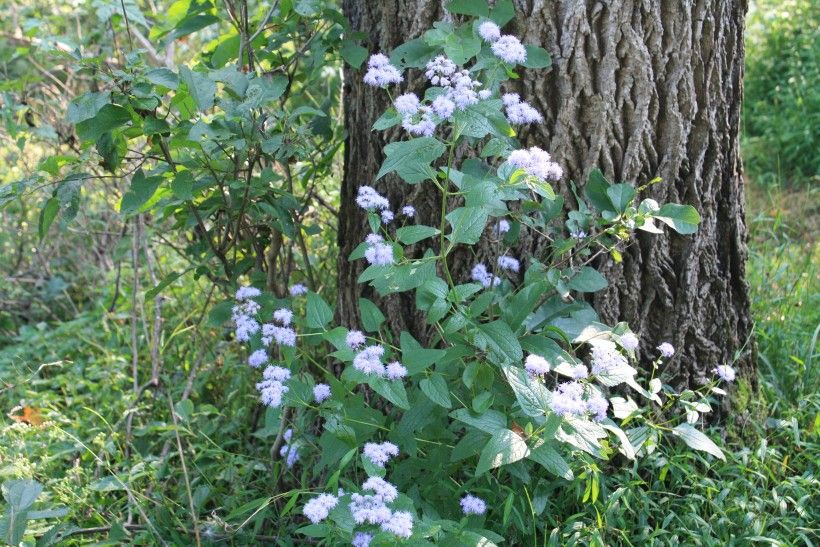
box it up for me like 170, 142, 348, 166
338, 0, 754, 389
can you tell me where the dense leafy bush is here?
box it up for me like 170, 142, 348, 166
743, 0, 819, 186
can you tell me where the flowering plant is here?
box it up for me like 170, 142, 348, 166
225, 5, 734, 545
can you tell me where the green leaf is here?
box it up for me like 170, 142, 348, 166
372, 109, 402, 131
180, 66, 216, 112
340, 40, 368, 68
475, 429, 530, 476
420, 375, 452, 408
306, 292, 333, 329
390, 38, 438, 69
567, 267, 608, 293
451, 430, 488, 462
490, 0, 515, 25
446, 0, 489, 16
67, 92, 110, 124
120, 170, 162, 215
446, 206, 488, 245
145, 269, 190, 300
606, 184, 636, 212
396, 225, 440, 245
3, 480, 42, 510
369, 377, 410, 409
528, 442, 573, 479
75, 105, 131, 141
475, 320, 523, 362
523, 45, 551, 69
501, 364, 551, 419
358, 298, 385, 332
655, 204, 701, 234
38, 197, 59, 240
171, 171, 194, 200
145, 68, 179, 89
672, 423, 725, 461
451, 408, 506, 434
585, 169, 613, 212
376, 138, 446, 184
401, 332, 446, 374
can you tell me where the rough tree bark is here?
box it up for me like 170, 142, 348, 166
338, 0, 754, 388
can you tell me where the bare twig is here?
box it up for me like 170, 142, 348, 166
168, 393, 202, 547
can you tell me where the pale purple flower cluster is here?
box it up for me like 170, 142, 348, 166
385, 361, 408, 380
569, 364, 589, 379
353, 345, 387, 376
381, 511, 414, 539
620, 332, 640, 351
261, 322, 297, 347
352, 532, 373, 547
273, 308, 293, 326
471, 263, 501, 288
478, 21, 501, 42
460, 494, 487, 515
363, 441, 399, 467
590, 343, 629, 375
362, 476, 398, 502
280, 442, 300, 468
492, 35, 527, 64
657, 342, 675, 358
425, 55, 457, 86
431, 95, 456, 119
508, 147, 563, 182
356, 186, 390, 210
256, 365, 291, 408
402, 106, 437, 136
394, 93, 420, 115
401, 205, 416, 217
313, 383, 331, 403
570, 230, 587, 239
380, 210, 394, 224
248, 349, 268, 368
363, 234, 394, 266
303, 493, 338, 524
232, 293, 261, 342
235, 286, 261, 301
497, 255, 520, 273
502, 93, 542, 124
525, 354, 550, 376
289, 283, 308, 296
346, 329, 367, 349
364, 53, 403, 87
550, 382, 608, 421
714, 364, 736, 382
495, 219, 511, 236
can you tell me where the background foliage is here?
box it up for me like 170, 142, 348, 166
0, 0, 817, 545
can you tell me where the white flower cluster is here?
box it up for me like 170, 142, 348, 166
303, 493, 338, 524
590, 343, 629, 375
363, 234, 394, 266
256, 365, 291, 408
620, 332, 640, 351
492, 35, 527, 64
508, 147, 564, 182
497, 255, 520, 273
502, 93, 542, 125
313, 383, 331, 403
387, 54, 496, 138
363, 54, 403, 87
524, 354, 550, 376
363, 441, 399, 467
471, 263, 501, 288
356, 186, 390, 211
550, 381, 608, 421
657, 342, 675, 358
715, 364, 736, 382
289, 283, 308, 296
303, 448, 414, 541
352, 345, 408, 380
477, 20, 528, 64
494, 219, 511, 236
